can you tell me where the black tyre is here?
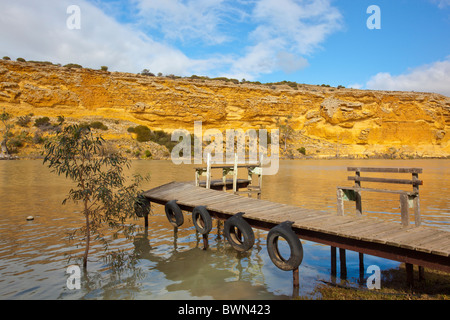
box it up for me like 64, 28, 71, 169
134, 195, 150, 218
224, 212, 255, 252
192, 206, 212, 235
165, 200, 184, 227
267, 221, 303, 271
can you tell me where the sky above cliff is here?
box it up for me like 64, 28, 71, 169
1, 0, 449, 96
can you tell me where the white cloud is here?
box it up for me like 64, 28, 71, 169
132, 0, 343, 80
0, 0, 343, 80
276, 52, 309, 74
430, 0, 450, 8
347, 83, 363, 90
251, 0, 343, 55
0, 0, 212, 75
366, 57, 450, 97
133, 0, 244, 45
227, 0, 343, 79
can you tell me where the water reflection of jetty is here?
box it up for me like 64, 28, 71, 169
133, 227, 290, 299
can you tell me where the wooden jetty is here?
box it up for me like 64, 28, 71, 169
140, 166, 450, 288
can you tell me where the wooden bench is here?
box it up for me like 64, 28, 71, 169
336, 167, 423, 227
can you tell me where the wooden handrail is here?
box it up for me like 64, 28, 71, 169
347, 167, 422, 174
348, 176, 423, 185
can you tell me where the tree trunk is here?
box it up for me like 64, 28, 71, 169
0, 138, 9, 157
83, 202, 90, 269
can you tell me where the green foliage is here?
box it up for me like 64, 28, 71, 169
34, 116, 51, 128
2, 56, 11, 60
189, 75, 209, 80
144, 150, 151, 158
298, 147, 306, 155
141, 69, 154, 76
276, 115, 294, 152
211, 77, 240, 84
33, 132, 45, 144
16, 115, 32, 127
133, 125, 152, 142
129, 125, 176, 151
266, 80, 299, 89
16, 57, 26, 62
150, 130, 177, 151
43, 125, 146, 269
63, 63, 83, 69
89, 121, 108, 130
1, 110, 13, 155
7, 131, 30, 153
28, 60, 55, 66
79, 121, 108, 131
57, 115, 65, 125
100, 66, 108, 71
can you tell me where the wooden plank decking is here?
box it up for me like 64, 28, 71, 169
142, 181, 450, 273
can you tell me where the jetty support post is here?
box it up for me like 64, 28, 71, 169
292, 267, 300, 297
331, 246, 337, 277
202, 234, 209, 250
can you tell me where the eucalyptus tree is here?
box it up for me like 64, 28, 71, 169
43, 124, 147, 269
0, 109, 12, 157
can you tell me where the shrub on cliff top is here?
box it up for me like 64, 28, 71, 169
63, 63, 83, 69
34, 116, 51, 128
79, 121, 108, 131
133, 125, 152, 142
16, 115, 32, 127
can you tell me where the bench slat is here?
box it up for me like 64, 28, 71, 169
347, 167, 423, 174
337, 186, 417, 196
348, 176, 423, 185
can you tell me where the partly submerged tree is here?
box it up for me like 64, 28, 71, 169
276, 115, 294, 153
43, 124, 147, 269
0, 109, 12, 157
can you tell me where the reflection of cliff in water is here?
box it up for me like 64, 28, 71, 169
133, 227, 290, 300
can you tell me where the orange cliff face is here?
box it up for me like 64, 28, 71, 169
0, 59, 449, 158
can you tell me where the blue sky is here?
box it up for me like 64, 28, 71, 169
1, 0, 449, 96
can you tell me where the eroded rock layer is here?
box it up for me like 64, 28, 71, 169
1, 60, 449, 158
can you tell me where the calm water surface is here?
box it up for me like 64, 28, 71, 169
0, 159, 449, 299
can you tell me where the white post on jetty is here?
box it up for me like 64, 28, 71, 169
206, 152, 211, 189
233, 153, 238, 193
259, 153, 264, 191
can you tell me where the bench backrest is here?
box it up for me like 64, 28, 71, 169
347, 167, 423, 191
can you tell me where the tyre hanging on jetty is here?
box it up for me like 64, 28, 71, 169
224, 212, 255, 252
192, 206, 212, 235
165, 200, 184, 227
267, 221, 303, 271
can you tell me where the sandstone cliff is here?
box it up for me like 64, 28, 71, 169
1, 59, 449, 159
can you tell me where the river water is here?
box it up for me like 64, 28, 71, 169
0, 159, 448, 299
